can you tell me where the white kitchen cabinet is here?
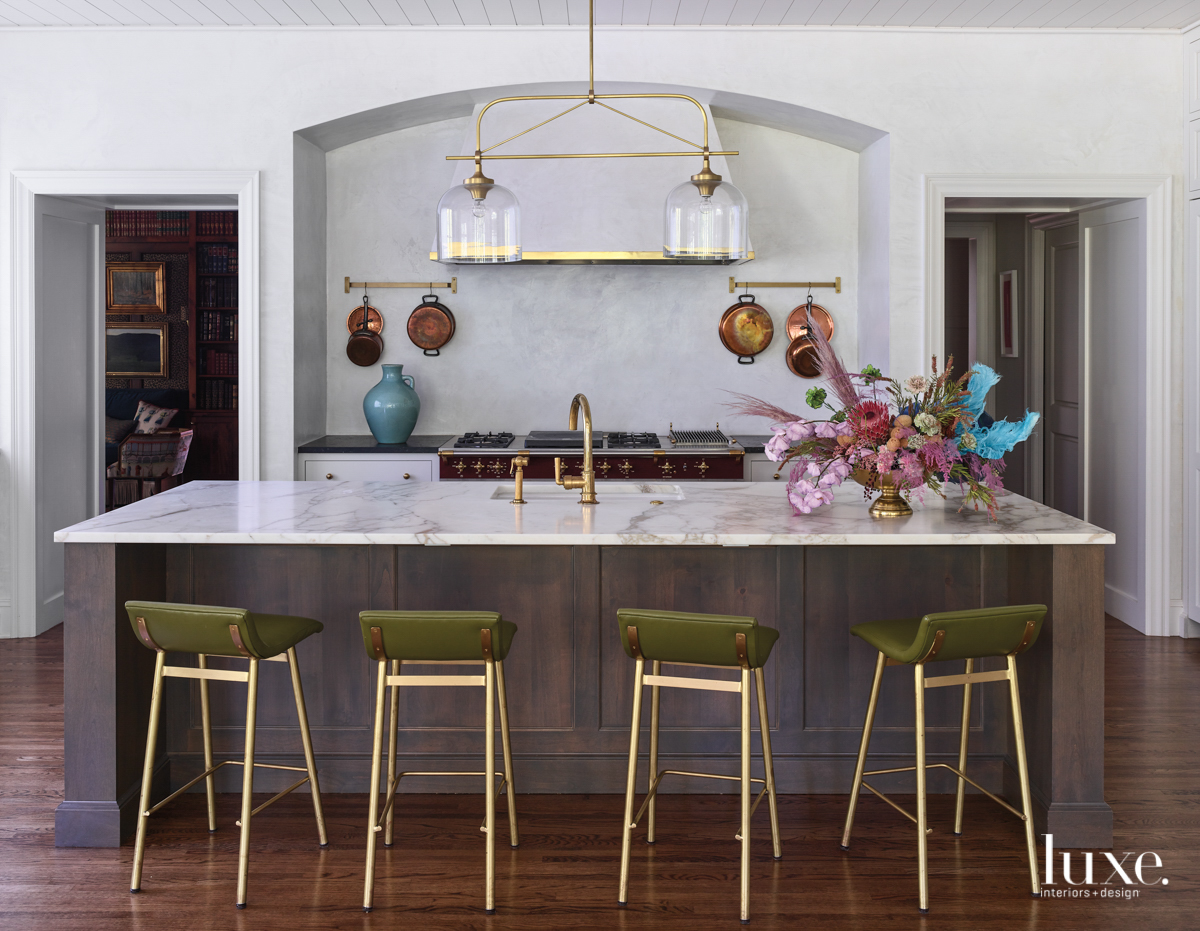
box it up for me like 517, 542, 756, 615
748, 455, 785, 482
300, 455, 436, 483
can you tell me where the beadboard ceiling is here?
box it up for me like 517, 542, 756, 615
0, 0, 1197, 29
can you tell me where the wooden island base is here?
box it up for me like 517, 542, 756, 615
56, 542, 1111, 849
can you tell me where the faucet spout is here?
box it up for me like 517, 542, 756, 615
554, 393, 598, 504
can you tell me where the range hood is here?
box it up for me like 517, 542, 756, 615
431, 90, 754, 267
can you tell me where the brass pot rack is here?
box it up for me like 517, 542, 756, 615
728, 277, 841, 294
344, 277, 457, 295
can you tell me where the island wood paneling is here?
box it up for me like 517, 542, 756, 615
57, 541, 1111, 849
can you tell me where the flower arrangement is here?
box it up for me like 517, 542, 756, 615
732, 320, 1038, 519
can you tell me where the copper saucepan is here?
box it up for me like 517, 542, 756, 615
346, 296, 383, 366
719, 294, 774, 364
785, 298, 833, 379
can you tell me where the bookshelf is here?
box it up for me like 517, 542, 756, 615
105, 209, 239, 481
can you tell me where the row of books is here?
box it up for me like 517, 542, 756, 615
197, 211, 238, 236
197, 380, 238, 411
198, 278, 238, 309
198, 243, 238, 274
199, 311, 238, 341
199, 349, 238, 376
106, 210, 188, 238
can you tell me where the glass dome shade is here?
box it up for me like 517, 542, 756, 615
436, 176, 521, 264
663, 176, 749, 261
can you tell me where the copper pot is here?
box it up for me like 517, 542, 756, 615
785, 336, 821, 378
407, 294, 455, 357
785, 302, 834, 342
718, 294, 774, 364
346, 300, 383, 366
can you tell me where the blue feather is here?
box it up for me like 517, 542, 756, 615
973, 412, 1040, 460
964, 364, 1000, 421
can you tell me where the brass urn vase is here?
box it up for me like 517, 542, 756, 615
853, 470, 913, 519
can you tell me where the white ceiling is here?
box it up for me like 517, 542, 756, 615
0, 0, 1197, 29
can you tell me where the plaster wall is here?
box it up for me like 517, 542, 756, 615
323, 115, 859, 434
0, 26, 1185, 626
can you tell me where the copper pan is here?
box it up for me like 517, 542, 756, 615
407, 294, 456, 357
785, 302, 834, 342
346, 305, 384, 335
346, 299, 383, 366
786, 335, 821, 378
719, 294, 774, 364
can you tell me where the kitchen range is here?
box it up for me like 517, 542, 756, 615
440, 424, 750, 481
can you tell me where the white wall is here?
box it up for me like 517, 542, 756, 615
323, 114, 859, 434
0, 26, 1185, 626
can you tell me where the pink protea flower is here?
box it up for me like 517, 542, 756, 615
850, 400, 891, 444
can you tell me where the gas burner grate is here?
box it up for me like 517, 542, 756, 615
668, 426, 730, 447
606, 432, 661, 449
454, 431, 515, 449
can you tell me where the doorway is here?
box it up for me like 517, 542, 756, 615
931, 178, 1169, 635
5, 171, 260, 639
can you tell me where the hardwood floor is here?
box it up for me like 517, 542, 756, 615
1, 618, 1195, 929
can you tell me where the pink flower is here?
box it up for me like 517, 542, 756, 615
764, 432, 791, 462
813, 421, 840, 439
784, 420, 815, 442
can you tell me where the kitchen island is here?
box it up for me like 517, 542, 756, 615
54, 480, 1114, 849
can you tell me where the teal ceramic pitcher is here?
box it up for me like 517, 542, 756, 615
363, 364, 420, 444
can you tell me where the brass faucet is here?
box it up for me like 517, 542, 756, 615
510, 450, 529, 504
554, 393, 597, 504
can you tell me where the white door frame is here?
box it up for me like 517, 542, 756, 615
944, 220, 996, 386
4, 170, 260, 639
925, 174, 1172, 637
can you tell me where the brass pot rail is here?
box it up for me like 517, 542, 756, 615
729, 276, 842, 294
344, 277, 457, 294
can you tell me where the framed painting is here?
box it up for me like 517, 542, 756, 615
999, 269, 1019, 358
106, 323, 168, 378
106, 261, 165, 314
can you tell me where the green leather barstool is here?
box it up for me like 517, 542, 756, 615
125, 600, 327, 908
359, 611, 519, 915
840, 604, 1046, 913
616, 608, 781, 925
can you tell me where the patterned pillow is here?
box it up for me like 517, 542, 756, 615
133, 400, 178, 434
105, 416, 136, 445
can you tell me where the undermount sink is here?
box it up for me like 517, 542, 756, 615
489, 482, 685, 500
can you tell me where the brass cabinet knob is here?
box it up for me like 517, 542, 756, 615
772, 473, 780, 480
403, 473, 411, 480
326, 473, 334, 480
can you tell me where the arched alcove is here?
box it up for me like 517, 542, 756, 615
293, 84, 890, 440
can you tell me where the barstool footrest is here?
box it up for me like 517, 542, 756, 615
631, 769, 767, 830
236, 775, 313, 824
861, 763, 1026, 823
144, 759, 313, 817
375, 770, 510, 830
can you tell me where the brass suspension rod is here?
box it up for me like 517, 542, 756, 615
729, 277, 842, 294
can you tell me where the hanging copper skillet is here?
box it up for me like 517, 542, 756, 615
346, 295, 383, 366
719, 294, 774, 364
346, 305, 383, 336
785, 297, 831, 379
785, 302, 834, 342
407, 293, 455, 357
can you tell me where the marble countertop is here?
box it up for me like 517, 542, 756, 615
56, 480, 1115, 546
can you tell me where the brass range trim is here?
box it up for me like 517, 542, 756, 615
429, 251, 754, 266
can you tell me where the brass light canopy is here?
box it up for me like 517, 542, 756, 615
434, 0, 750, 265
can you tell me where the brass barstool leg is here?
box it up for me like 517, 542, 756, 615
198, 654, 217, 834
914, 664, 929, 914
953, 658, 974, 836
130, 650, 166, 893
484, 659, 497, 914
618, 657, 646, 906
647, 660, 661, 844
1008, 656, 1042, 898
384, 659, 399, 847
235, 657, 260, 908
287, 647, 328, 847
841, 651, 885, 849
363, 659, 388, 912
739, 666, 751, 924
495, 659, 519, 848
753, 668, 781, 860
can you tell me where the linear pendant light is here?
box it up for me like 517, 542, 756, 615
434, 1, 750, 265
